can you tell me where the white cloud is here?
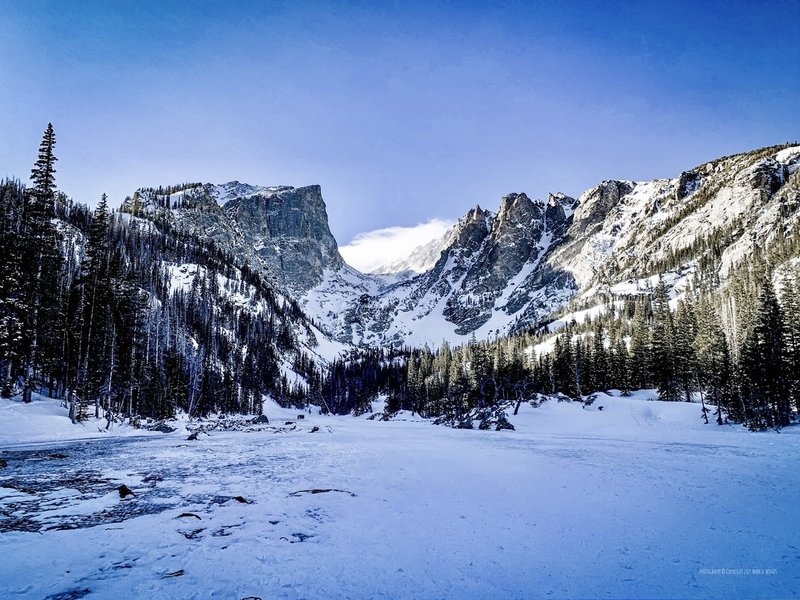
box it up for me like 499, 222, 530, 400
340, 218, 455, 273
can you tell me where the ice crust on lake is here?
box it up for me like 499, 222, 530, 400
1, 393, 799, 599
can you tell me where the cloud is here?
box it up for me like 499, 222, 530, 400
340, 218, 455, 273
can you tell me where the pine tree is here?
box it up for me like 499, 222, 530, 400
552, 336, 577, 398
468, 339, 493, 408
694, 297, 730, 424
590, 321, 608, 392
20, 124, 63, 402
607, 319, 629, 394
0, 181, 26, 396
448, 349, 469, 420
673, 298, 698, 402
406, 353, 421, 412
629, 297, 650, 390
74, 195, 112, 420
31, 124, 57, 197
651, 281, 680, 401
740, 279, 788, 430
780, 269, 800, 414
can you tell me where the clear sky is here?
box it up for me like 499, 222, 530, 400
2, 0, 799, 260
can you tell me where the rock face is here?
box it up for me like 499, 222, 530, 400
548, 144, 800, 290
325, 191, 579, 345
123, 183, 343, 295
224, 185, 342, 293
435, 193, 570, 334
330, 144, 800, 347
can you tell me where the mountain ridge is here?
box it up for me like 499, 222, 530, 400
120, 142, 800, 349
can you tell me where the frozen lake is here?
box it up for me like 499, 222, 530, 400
1, 394, 799, 599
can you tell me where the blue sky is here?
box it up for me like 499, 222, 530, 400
2, 0, 799, 259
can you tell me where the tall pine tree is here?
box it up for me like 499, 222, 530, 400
741, 279, 788, 430
21, 123, 64, 402
651, 281, 680, 401
694, 296, 731, 424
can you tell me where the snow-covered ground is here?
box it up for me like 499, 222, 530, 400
0, 393, 166, 447
1, 393, 798, 599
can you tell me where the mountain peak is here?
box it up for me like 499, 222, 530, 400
212, 182, 296, 204
116, 142, 800, 348
495, 192, 544, 230
548, 192, 576, 208
221, 184, 341, 292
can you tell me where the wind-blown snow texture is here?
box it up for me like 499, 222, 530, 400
2, 393, 798, 599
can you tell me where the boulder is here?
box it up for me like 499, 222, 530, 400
495, 418, 515, 431
118, 484, 136, 499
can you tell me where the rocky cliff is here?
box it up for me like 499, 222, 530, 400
123, 183, 343, 295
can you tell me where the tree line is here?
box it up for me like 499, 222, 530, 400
1, 125, 798, 431
318, 220, 800, 431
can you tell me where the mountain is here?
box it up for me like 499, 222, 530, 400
119, 143, 800, 351
349, 144, 800, 342
549, 144, 800, 292
123, 182, 391, 347
0, 175, 360, 421
326, 192, 578, 346
123, 182, 344, 296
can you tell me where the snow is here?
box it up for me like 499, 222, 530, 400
547, 147, 796, 297
603, 266, 696, 301
545, 301, 621, 332
165, 263, 203, 295
2, 393, 799, 599
528, 334, 557, 359
305, 322, 350, 363
0, 394, 161, 447
774, 145, 800, 169
210, 182, 292, 205
388, 292, 460, 347
301, 265, 389, 343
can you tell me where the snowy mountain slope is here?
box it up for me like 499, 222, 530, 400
115, 188, 354, 385
323, 191, 583, 346
122, 183, 349, 296
121, 181, 385, 350
158, 260, 347, 365
124, 181, 580, 347
550, 144, 800, 292
347, 143, 800, 345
